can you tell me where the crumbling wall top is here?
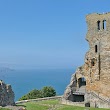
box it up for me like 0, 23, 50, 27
86, 12, 110, 20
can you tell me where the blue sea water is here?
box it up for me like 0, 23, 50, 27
0, 69, 75, 101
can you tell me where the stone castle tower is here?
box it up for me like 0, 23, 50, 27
0, 80, 15, 106
62, 13, 110, 108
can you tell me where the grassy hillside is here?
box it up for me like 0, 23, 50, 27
0, 108, 10, 110
17, 99, 109, 110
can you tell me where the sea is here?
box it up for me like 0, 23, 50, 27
0, 68, 75, 101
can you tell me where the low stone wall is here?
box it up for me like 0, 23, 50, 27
15, 96, 62, 104
61, 98, 85, 107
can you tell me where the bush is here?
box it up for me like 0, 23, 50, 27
19, 86, 56, 101
27, 89, 43, 99
19, 95, 28, 100
42, 86, 56, 97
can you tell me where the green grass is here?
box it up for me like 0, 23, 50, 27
23, 102, 49, 110
17, 99, 109, 110
36, 99, 59, 105
57, 105, 87, 110
0, 108, 10, 110
57, 105, 109, 110
19, 99, 59, 110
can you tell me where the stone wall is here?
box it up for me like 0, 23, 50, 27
85, 92, 110, 108
0, 80, 15, 106
63, 12, 110, 109
85, 13, 110, 99
16, 96, 62, 104
61, 99, 85, 107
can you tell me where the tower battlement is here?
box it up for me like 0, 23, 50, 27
86, 12, 110, 39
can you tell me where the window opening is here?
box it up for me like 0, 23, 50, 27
103, 20, 106, 30
78, 77, 86, 88
97, 21, 100, 30
95, 45, 98, 53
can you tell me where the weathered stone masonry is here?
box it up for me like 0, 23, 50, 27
0, 80, 15, 106
62, 13, 110, 108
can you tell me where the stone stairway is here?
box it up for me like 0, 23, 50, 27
78, 86, 86, 93
87, 91, 110, 108
75, 86, 86, 94
90, 92, 110, 103
72, 86, 86, 96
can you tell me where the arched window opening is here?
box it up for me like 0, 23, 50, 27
97, 21, 100, 30
103, 20, 106, 30
95, 45, 98, 53
78, 77, 86, 88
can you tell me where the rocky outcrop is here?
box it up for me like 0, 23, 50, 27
0, 80, 15, 106
63, 73, 77, 101
62, 67, 86, 102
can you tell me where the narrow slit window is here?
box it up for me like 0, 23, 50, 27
95, 45, 98, 53
103, 20, 106, 30
97, 21, 100, 30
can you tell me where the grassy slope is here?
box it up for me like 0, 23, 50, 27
17, 99, 109, 110
0, 108, 10, 110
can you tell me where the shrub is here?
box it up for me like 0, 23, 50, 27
42, 86, 56, 97
27, 89, 43, 99
19, 86, 56, 101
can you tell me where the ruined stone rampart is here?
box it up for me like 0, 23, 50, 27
0, 80, 15, 106
62, 12, 110, 109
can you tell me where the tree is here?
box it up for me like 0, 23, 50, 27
19, 86, 56, 101
41, 86, 56, 97
19, 95, 28, 100
27, 89, 43, 99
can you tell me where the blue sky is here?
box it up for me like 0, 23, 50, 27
0, 0, 110, 69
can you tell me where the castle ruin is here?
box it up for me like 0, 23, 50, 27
0, 80, 15, 106
62, 12, 110, 108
